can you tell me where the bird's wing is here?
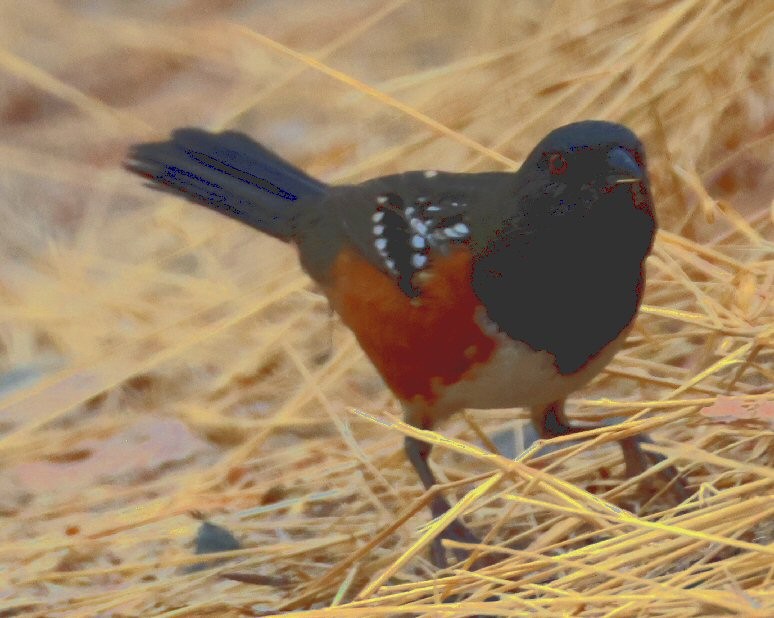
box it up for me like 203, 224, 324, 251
329, 171, 509, 297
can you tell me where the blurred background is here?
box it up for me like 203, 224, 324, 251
0, 1, 771, 615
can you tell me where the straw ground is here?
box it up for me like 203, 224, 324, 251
0, 1, 771, 616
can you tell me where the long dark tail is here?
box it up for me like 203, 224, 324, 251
125, 128, 328, 242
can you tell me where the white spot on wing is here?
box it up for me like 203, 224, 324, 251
411, 235, 425, 249
410, 219, 428, 235
375, 238, 387, 251
373, 224, 384, 235
371, 211, 385, 223
423, 170, 438, 178
411, 253, 428, 269
376, 195, 388, 204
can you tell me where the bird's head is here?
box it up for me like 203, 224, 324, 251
519, 120, 655, 227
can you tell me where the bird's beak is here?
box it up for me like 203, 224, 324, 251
607, 147, 642, 185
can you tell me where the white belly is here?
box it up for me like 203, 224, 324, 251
405, 323, 629, 424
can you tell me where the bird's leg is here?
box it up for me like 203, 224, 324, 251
530, 399, 652, 475
404, 435, 481, 567
530, 400, 688, 498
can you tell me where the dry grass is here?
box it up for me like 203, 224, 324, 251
0, 1, 772, 616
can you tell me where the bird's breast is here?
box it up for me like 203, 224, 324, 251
324, 244, 625, 426
325, 245, 497, 409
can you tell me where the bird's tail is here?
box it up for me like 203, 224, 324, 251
125, 128, 328, 242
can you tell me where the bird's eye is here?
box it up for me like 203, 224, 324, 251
548, 153, 568, 175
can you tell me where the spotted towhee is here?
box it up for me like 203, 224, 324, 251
127, 120, 679, 566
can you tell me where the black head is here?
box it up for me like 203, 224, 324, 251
517, 120, 654, 226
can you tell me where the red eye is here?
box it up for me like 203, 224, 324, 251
548, 153, 567, 175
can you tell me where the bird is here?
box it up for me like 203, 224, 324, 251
126, 120, 680, 567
